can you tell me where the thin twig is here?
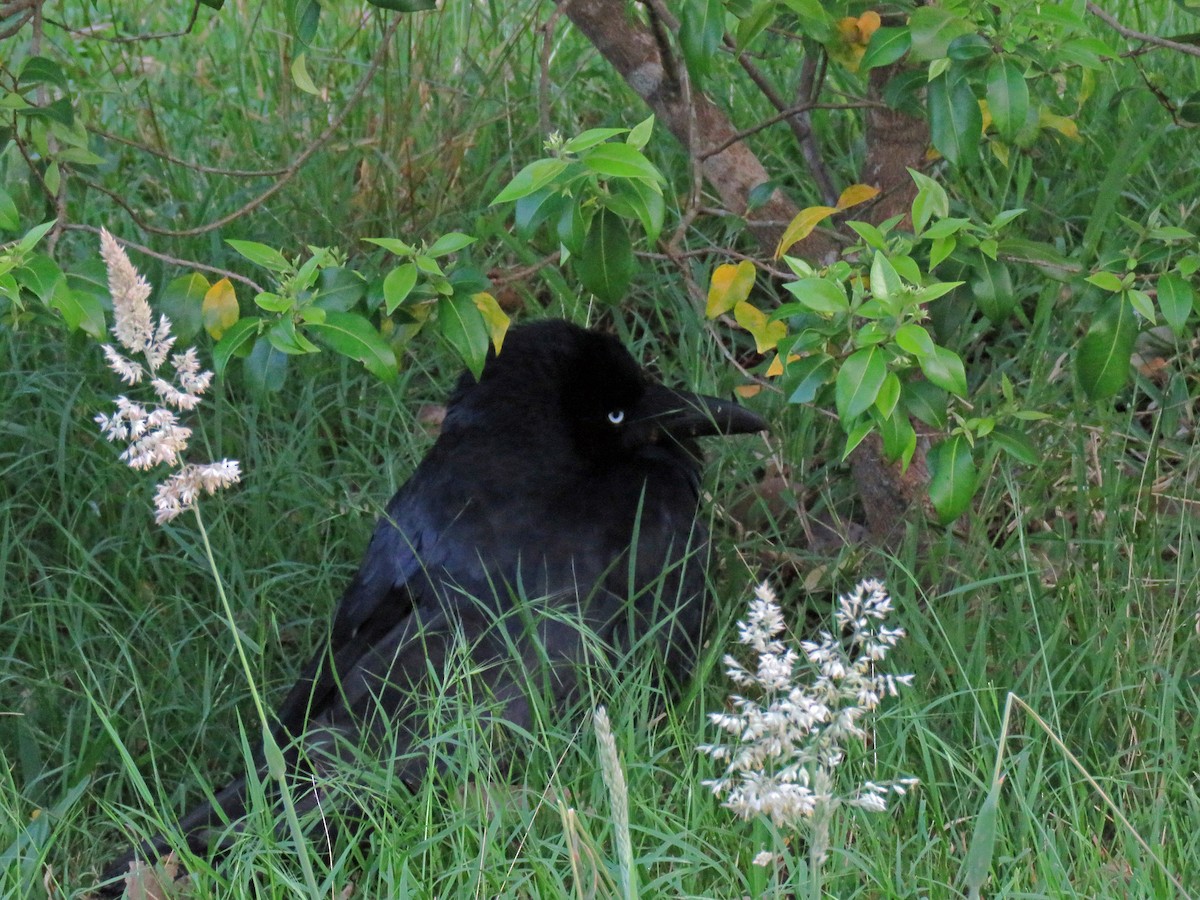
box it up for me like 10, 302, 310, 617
89, 128, 290, 178
143, 13, 403, 239
66, 223, 267, 293
43, 1, 201, 43
698, 99, 878, 162
1086, 2, 1200, 57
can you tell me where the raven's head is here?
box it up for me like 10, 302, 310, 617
445, 320, 767, 462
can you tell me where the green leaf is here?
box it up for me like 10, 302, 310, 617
785, 355, 836, 404
577, 208, 635, 304
491, 158, 569, 205
1084, 270, 1124, 292
244, 335, 289, 394
909, 168, 949, 233
875, 370, 902, 418
49, 280, 105, 338
1157, 273, 1194, 334
557, 200, 589, 255
314, 267, 366, 312
990, 427, 1040, 466
581, 143, 664, 184
226, 240, 290, 273
426, 231, 477, 257
290, 53, 321, 95
835, 346, 888, 421
307, 311, 398, 382
895, 323, 935, 357
878, 403, 917, 467
946, 33, 992, 61
971, 256, 1014, 323
919, 344, 968, 396
437, 293, 490, 379
860, 27, 911, 71
213, 317, 260, 377
870, 251, 904, 302
1127, 288, 1155, 323
627, 114, 655, 150
253, 292, 292, 313
928, 68, 981, 167
1076, 298, 1137, 400
159, 273, 209, 342
986, 57, 1029, 142
618, 177, 666, 245
15, 254, 64, 303
288, 0, 321, 43
0, 188, 19, 232
364, 236, 416, 256
928, 435, 977, 523
903, 379, 948, 429
679, 0, 724, 81
783, 277, 848, 315
382, 263, 418, 314
16, 220, 55, 255
562, 128, 628, 153
908, 7, 974, 60
267, 317, 320, 354
841, 418, 876, 462
19, 56, 68, 89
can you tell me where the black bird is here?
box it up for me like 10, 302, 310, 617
100, 318, 765, 890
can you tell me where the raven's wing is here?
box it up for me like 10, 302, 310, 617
272, 477, 440, 742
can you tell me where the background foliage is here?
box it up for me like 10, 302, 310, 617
2, 0, 1198, 896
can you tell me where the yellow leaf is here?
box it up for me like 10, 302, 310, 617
977, 98, 993, 135
734, 301, 786, 354
471, 292, 510, 353
765, 352, 801, 377
775, 205, 837, 258
705, 260, 757, 319
858, 10, 881, 40
202, 278, 239, 340
1039, 110, 1081, 141
835, 183, 881, 211
735, 384, 762, 399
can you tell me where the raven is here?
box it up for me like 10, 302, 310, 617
100, 318, 765, 890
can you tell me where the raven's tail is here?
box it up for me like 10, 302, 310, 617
95, 774, 250, 897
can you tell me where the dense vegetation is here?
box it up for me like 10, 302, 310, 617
2, 0, 1198, 896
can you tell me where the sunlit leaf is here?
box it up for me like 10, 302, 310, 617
734, 301, 786, 354
706, 261, 757, 318
835, 183, 880, 210
226, 240, 290, 273
471, 291, 510, 353
775, 205, 837, 258
202, 277, 239, 339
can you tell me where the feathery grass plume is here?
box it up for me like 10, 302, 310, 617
593, 705, 636, 900
700, 579, 916, 875
94, 229, 239, 523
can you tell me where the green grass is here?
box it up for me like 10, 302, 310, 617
4, 0, 1200, 896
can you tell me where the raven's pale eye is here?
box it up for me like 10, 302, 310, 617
607, 410, 625, 425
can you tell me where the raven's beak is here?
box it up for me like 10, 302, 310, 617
626, 383, 768, 446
